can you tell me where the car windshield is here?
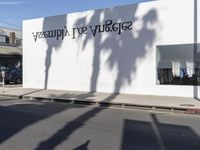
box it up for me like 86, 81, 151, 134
9, 68, 21, 74
10, 69, 17, 73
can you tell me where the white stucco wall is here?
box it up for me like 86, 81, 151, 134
23, 0, 200, 97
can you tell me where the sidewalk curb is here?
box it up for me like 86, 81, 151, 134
2, 94, 198, 116
0, 94, 23, 99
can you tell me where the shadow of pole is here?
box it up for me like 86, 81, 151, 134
150, 114, 166, 150
121, 114, 200, 150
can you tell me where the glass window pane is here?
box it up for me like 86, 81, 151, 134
157, 44, 200, 85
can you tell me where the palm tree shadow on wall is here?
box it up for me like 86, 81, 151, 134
74, 10, 104, 92
35, 5, 159, 150
43, 15, 67, 89
74, 4, 159, 93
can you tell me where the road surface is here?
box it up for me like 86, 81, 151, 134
0, 96, 200, 150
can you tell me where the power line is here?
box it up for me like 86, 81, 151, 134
0, 19, 21, 29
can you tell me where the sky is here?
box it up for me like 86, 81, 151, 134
0, 0, 152, 30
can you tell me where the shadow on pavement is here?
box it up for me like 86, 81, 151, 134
0, 102, 85, 144
121, 113, 200, 150
73, 140, 90, 150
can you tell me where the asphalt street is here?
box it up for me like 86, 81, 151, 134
0, 96, 200, 150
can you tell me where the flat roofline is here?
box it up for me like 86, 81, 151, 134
23, 0, 157, 22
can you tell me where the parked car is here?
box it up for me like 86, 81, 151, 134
0, 66, 11, 82
4, 68, 22, 84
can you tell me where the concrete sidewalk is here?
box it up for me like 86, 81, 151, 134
1, 86, 200, 114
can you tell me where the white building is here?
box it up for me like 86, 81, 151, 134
23, 0, 200, 98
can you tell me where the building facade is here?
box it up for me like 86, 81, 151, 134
0, 28, 22, 69
23, 0, 200, 98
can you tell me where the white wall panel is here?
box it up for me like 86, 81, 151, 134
23, 0, 199, 97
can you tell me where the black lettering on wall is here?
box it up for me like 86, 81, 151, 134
32, 19, 133, 42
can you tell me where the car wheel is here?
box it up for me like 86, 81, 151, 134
16, 78, 22, 84
5, 81, 9, 84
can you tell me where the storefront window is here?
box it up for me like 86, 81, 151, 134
157, 44, 200, 85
